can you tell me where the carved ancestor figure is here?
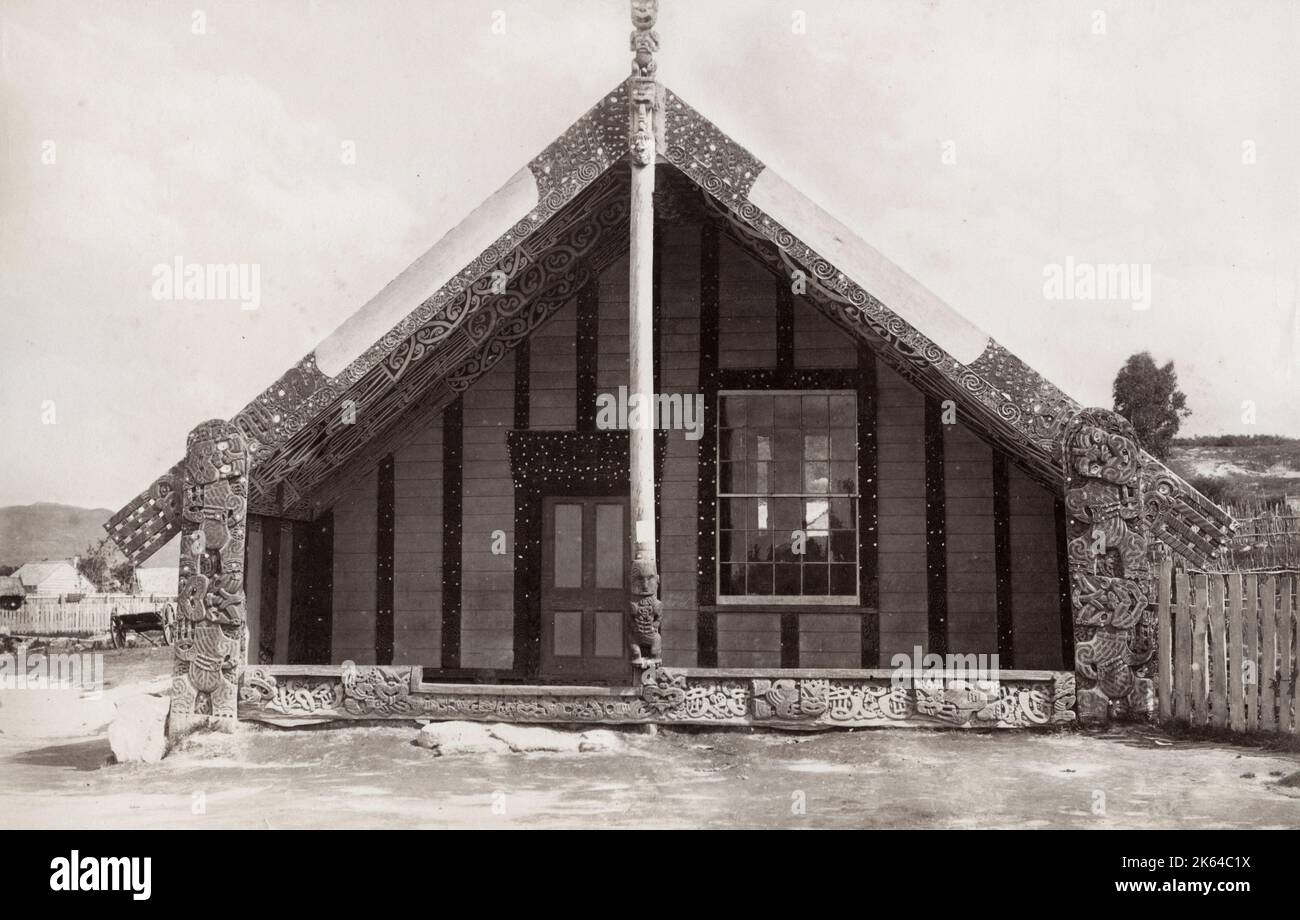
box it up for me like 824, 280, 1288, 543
1062, 408, 1170, 723
171, 419, 250, 735
628, 0, 660, 166
628, 557, 663, 664
630, 0, 659, 77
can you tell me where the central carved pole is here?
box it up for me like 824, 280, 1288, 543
627, 0, 663, 666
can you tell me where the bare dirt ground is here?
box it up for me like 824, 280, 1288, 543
3, 649, 1300, 829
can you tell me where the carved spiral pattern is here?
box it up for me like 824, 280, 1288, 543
239, 667, 1074, 728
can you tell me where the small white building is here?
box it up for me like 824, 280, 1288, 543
134, 567, 179, 597
12, 560, 87, 596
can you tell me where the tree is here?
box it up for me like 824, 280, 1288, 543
1112, 351, 1190, 459
75, 540, 112, 592
111, 562, 137, 593
75, 538, 134, 593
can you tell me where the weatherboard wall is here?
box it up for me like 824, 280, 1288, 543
289, 219, 1068, 674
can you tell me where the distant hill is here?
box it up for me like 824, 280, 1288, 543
1166, 436, 1300, 512
0, 503, 179, 570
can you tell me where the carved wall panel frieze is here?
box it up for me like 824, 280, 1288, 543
239, 665, 1073, 729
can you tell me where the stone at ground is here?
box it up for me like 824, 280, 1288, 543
5, 711, 1300, 828
415, 721, 510, 755
578, 729, 623, 752
108, 693, 170, 763
488, 723, 584, 753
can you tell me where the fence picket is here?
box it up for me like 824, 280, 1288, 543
0, 593, 173, 638
1160, 569, 1300, 738
1227, 574, 1245, 731
1157, 556, 1173, 722
1192, 573, 1209, 725
1208, 574, 1229, 727
1175, 569, 1191, 722
1260, 576, 1277, 732
1243, 574, 1259, 731
1280, 577, 1295, 734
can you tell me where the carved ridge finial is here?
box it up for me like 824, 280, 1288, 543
630, 0, 659, 77
629, 0, 660, 166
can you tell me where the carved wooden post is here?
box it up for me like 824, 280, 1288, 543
627, 0, 663, 666
171, 419, 250, 736
1061, 408, 1163, 724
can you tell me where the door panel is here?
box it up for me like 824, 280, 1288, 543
595, 503, 624, 589
541, 497, 629, 681
552, 609, 583, 657
553, 503, 584, 589
592, 609, 625, 658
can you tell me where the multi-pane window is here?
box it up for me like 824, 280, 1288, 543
717, 391, 858, 603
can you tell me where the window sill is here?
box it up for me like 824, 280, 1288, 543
700, 603, 874, 614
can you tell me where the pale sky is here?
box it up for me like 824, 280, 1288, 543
1, 0, 1297, 510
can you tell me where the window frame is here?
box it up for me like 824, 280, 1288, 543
714, 388, 860, 607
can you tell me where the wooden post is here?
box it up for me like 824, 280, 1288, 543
171, 419, 250, 736
1174, 567, 1191, 721
1156, 555, 1173, 722
626, 0, 663, 666
1260, 574, 1277, 732
1227, 573, 1245, 730
1060, 409, 1170, 724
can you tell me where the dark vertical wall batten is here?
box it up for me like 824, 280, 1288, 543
1055, 495, 1075, 670
775, 277, 795, 370
924, 398, 948, 657
780, 612, 799, 667
653, 224, 664, 566
441, 397, 463, 669
258, 516, 281, 664
513, 342, 536, 677
696, 223, 720, 666
513, 340, 531, 431
288, 513, 333, 664
857, 345, 879, 667
576, 282, 599, 432
310, 196, 1075, 679
375, 453, 395, 665
512, 493, 541, 678
992, 451, 1014, 668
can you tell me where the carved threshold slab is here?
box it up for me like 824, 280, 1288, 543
238, 665, 1076, 729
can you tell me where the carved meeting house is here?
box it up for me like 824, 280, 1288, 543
106, 4, 1234, 734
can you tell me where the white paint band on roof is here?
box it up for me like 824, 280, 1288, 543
314, 166, 541, 377
747, 167, 991, 366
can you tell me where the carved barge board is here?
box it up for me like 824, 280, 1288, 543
238, 665, 1076, 729
108, 78, 1234, 571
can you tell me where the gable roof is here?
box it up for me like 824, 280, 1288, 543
105, 78, 1235, 566
14, 560, 78, 588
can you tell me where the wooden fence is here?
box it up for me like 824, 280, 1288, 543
0, 594, 175, 638
1157, 559, 1298, 734
1211, 507, 1300, 572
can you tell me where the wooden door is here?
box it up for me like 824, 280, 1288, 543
540, 497, 629, 681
